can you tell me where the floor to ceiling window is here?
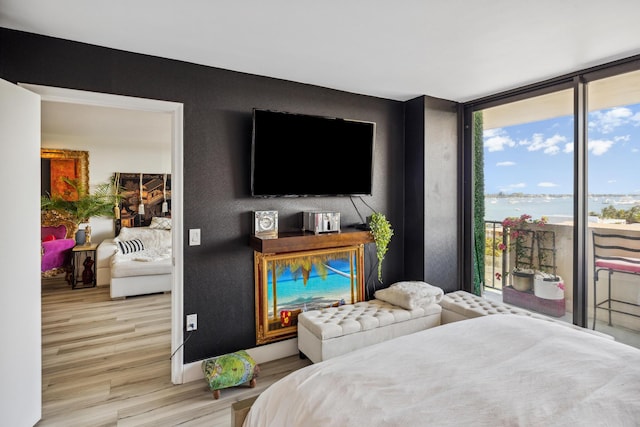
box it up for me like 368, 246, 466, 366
476, 88, 575, 327
586, 69, 640, 346
464, 58, 640, 348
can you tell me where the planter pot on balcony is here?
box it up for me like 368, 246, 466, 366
534, 276, 564, 300
512, 271, 534, 292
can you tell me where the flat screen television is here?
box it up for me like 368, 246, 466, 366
251, 109, 375, 197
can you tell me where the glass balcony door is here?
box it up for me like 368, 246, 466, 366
478, 88, 575, 326
466, 64, 640, 348
586, 70, 640, 346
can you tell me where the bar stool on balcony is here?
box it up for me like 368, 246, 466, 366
592, 231, 640, 329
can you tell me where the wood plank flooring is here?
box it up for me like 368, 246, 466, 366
38, 278, 310, 427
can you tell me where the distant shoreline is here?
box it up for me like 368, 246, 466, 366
484, 195, 639, 223
485, 193, 638, 198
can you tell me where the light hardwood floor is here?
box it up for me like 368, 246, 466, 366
38, 278, 310, 427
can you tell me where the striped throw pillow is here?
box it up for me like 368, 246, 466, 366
118, 238, 145, 254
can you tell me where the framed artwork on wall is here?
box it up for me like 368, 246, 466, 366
40, 149, 89, 200
115, 172, 171, 232
254, 245, 365, 344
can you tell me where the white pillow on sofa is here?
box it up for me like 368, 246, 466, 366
115, 226, 171, 250
149, 217, 171, 230
374, 281, 444, 310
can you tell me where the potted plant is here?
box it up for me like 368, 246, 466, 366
499, 214, 546, 292
534, 230, 565, 300
511, 268, 535, 291
368, 212, 393, 283
41, 178, 122, 243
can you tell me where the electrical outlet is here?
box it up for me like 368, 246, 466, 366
189, 229, 201, 246
186, 313, 197, 331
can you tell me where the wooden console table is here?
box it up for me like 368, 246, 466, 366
250, 229, 374, 254
251, 229, 374, 344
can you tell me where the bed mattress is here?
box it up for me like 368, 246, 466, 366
245, 314, 640, 426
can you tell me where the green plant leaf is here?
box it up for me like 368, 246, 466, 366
41, 177, 123, 225
369, 212, 393, 283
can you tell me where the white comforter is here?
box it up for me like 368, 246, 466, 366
244, 315, 640, 427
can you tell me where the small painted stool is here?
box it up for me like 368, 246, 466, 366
202, 350, 260, 399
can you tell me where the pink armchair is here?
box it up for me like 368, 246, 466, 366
41, 210, 77, 279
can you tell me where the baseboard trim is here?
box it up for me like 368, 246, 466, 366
182, 338, 298, 383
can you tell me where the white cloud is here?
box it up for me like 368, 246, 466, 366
607, 180, 617, 184
564, 142, 574, 153
522, 133, 566, 155
588, 139, 614, 156
538, 182, 558, 188
509, 183, 526, 188
545, 145, 560, 154
632, 148, 639, 153
614, 135, 630, 142
484, 128, 515, 152
589, 107, 633, 134
496, 161, 516, 166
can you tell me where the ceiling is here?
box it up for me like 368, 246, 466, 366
40, 101, 172, 148
2, 1, 640, 103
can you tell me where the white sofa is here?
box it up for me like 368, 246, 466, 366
96, 225, 172, 299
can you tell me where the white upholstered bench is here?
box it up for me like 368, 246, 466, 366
297, 299, 441, 363
439, 290, 545, 324
440, 290, 613, 339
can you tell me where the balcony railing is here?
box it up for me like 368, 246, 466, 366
482, 220, 640, 333
483, 220, 504, 291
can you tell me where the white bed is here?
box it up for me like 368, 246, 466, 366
243, 314, 640, 426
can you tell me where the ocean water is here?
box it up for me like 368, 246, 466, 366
266, 258, 356, 316
484, 196, 639, 223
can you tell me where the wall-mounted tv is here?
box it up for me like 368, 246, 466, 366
251, 109, 375, 197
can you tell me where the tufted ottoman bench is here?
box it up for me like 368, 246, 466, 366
297, 299, 441, 363
438, 290, 544, 324
440, 291, 613, 339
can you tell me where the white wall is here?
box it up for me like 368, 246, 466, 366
41, 106, 171, 243
0, 80, 42, 425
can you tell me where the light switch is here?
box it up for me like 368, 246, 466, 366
189, 228, 201, 246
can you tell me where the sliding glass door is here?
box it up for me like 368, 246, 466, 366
587, 69, 640, 344
465, 59, 640, 347
476, 88, 575, 326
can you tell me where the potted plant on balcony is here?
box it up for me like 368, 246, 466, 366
499, 214, 546, 292
534, 230, 565, 300
511, 267, 535, 292
41, 177, 122, 244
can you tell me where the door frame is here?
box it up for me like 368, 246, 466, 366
21, 83, 186, 384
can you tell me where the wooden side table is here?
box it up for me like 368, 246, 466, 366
71, 243, 99, 289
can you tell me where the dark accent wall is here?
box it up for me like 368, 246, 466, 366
404, 96, 460, 292
0, 28, 409, 362
404, 97, 426, 279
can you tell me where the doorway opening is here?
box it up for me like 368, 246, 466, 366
22, 83, 186, 383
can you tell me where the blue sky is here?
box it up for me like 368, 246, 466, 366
483, 104, 640, 195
